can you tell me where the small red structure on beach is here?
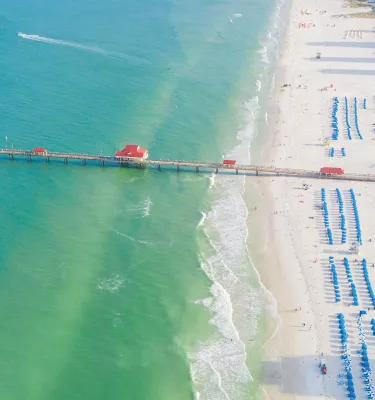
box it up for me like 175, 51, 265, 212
115, 144, 148, 161
320, 167, 344, 176
33, 147, 47, 154
223, 159, 236, 165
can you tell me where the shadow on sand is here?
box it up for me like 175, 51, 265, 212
307, 57, 375, 63
261, 353, 373, 397
307, 41, 375, 48
320, 69, 375, 76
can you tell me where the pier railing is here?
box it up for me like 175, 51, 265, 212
1, 148, 375, 182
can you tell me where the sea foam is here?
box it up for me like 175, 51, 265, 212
257, 43, 270, 65
256, 79, 262, 92
189, 31, 284, 394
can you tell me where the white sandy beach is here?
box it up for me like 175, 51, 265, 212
250, 0, 375, 398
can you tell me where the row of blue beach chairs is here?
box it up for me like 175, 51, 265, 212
344, 97, 352, 140
350, 189, 362, 245
329, 148, 346, 157
337, 188, 347, 244
371, 319, 375, 336
362, 259, 375, 308
343, 257, 359, 305
338, 313, 357, 398
329, 257, 341, 302
332, 97, 339, 140
353, 97, 363, 140
321, 189, 333, 244
357, 311, 374, 399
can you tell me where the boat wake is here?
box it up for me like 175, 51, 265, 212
17, 32, 148, 64
112, 229, 153, 245
112, 228, 173, 249
18, 32, 112, 55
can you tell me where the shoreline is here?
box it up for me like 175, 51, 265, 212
247, 0, 375, 398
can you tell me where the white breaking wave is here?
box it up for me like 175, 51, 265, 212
208, 173, 216, 189
266, 30, 280, 53
236, 96, 260, 141
269, 73, 276, 97
17, 32, 148, 64
233, 13, 242, 18
256, 43, 270, 65
97, 274, 125, 293
142, 197, 152, 217
197, 212, 207, 228
190, 176, 258, 399
256, 79, 262, 92
190, 118, 258, 399
127, 197, 152, 218
189, 35, 283, 395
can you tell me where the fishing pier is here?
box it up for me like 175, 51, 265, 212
1, 146, 375, 183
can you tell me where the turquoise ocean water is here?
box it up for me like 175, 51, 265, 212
0, 0, 285, 398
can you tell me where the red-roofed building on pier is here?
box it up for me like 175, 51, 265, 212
115, 145, 148, 162
33, 147, 47, 155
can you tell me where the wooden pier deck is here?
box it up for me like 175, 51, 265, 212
1, 148, 375, 182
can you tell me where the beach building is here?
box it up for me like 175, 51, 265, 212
114, 144, 148, 162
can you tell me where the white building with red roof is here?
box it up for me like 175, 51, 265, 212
115, 144, 148, 162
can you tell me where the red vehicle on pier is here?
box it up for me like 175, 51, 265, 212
320, 167, 344, 176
